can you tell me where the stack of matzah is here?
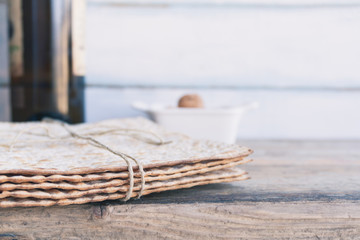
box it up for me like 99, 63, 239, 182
0, 118, 252, 208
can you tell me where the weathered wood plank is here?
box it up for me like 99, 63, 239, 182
1, 140, 360, 239
1, 202, 360, 239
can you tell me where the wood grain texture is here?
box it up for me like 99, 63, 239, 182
1, 140, 360, 239
1, 202, 360, 239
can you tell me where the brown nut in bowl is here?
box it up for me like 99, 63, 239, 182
178, 94, 204, 108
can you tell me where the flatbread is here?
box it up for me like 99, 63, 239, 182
0, 169, 249, 207
0, 158, 251, 191
0, 118, 254, 208
0, 118, 252, 175
0, 169, 247, 199
0, 157, 251, 184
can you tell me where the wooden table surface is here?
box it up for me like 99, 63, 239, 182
1, 140, 360, 239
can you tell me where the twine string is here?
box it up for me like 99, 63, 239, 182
84, 128, 171, 145
2, 119, 170, 201
7, 126, 58, 152
59, 122, 139, 201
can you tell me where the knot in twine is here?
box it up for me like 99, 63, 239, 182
5, 119, 171, 202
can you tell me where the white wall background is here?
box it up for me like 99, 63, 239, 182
1, 0, 359, 139
85, 0, 360, 139
86, 1, 360, 88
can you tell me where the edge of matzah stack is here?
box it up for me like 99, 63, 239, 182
0, 117, 253, 207
0, 117, 252, 175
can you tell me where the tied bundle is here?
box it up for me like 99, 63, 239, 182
0, 118, 253, 208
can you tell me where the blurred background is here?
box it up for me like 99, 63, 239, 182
0, 0, 359, 139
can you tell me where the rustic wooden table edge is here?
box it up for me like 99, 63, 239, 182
1, 140, 360, 239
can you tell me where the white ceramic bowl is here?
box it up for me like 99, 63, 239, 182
132, 102, 258, 144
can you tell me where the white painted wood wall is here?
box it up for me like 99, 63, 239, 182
1, 0, 360, 139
